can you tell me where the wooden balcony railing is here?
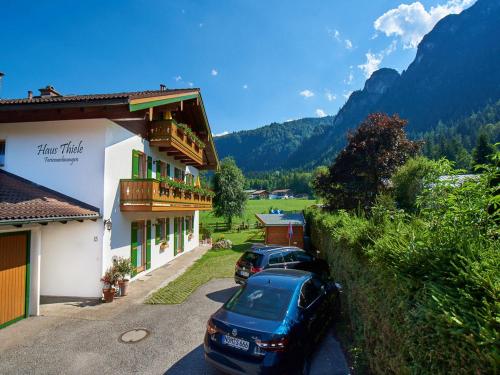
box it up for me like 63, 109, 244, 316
120, 179, 213, 212
149, 120, 204, 166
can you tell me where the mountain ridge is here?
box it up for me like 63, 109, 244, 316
215, 0, 500, 172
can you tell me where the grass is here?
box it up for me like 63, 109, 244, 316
147, 199, 316, 304
146, 230, 263, 304
200, 199, 317, 227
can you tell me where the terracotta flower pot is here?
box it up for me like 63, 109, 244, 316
103, 287, 115, 303
118, 279, 130, 296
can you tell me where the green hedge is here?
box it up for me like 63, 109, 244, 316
306, 175, 499, 374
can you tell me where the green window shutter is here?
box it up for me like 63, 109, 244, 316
147, 156, 153, 179
132, 150, 140, 179
181, 216, 185, 252
146, 220, 152, 270
174, 218, 178, 256
166, 218, 170, 238
156, 160, 162, 180
131, 222, 138, 276
167, 163, 171, 178
155, 219, 161, 245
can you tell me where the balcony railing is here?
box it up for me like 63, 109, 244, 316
120, 179, 213, 212
149, 120, 204, 166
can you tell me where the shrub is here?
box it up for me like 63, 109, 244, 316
306, 164, 499, 374
212, 239, 232, 250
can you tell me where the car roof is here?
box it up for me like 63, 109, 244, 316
247, 268, 312, 289
250, 245, 304, 254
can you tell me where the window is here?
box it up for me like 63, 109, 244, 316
156, 160, 168, 180
156, 218, 170, 249
282, 251, 295, 263
174, 167, 185, 182
224, 285, 293, 321
132, 150, 147, 179
292, 251, 313, 262
239, 252, 263, 267
268, 252, 284, 265
299, 279, 322, 308
0, 140, 5, 167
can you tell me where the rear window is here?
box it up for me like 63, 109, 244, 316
224, 285, 293, 321
240, 251, 263, 266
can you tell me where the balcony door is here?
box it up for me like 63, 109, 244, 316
173, 217, 184, 256
131, 220, 151, 275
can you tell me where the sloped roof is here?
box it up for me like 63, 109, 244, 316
255, 213, 305, 226
0, 169, 100, 225
0, 88, 198, 106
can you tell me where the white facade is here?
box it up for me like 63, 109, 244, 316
0, 118, 202, 310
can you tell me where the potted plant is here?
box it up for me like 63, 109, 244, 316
113, 257, 134, 296
101, 266, 119, 303
160, 241, 168, 251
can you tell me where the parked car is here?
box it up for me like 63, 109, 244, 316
204, 269, 340, 375
234, 246, 329, 284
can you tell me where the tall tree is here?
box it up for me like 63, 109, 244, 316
212, 157, 247, 227
313, 113, 421, 210
473, 133, 495, 166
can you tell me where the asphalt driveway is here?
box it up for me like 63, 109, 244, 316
0, 278, 348, 375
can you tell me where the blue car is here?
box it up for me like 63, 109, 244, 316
204, 269, 340, 375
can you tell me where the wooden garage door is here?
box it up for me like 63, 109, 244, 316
0, 232, 29, 328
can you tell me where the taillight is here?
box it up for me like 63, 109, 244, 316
206, 320, 220, 335
255, 336, 288, 352
250, 266, 263, 274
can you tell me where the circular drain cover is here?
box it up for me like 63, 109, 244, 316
119, 328, 150, 343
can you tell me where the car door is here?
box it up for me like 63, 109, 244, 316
299, 279, 325, 345
266, 252, 285, 269
291, 250, 314, 272
282, 250, 299, 269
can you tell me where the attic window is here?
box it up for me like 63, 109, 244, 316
0, 140, 5, 167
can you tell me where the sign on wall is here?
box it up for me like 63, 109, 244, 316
37, 140, 84, 165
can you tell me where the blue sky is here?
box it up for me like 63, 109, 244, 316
0, 0, 474, 135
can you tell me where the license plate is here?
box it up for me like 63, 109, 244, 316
239, 270, 250, 277
223, 335, 250, 351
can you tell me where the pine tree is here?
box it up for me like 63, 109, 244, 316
473, 133, 494, 166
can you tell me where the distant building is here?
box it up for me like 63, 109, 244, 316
269, 189, 292, 199
255, 212, 305, 248
245, 189, 269, 200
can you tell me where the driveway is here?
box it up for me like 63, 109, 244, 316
0, 278, 349, 375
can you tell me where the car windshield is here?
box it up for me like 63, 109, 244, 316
240, 251, 263, 266
224, 285, 293, 321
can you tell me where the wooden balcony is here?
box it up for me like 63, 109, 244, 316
120, 179, 213, 212
149, 120, 204, 166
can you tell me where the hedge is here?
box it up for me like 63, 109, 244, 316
306, 174, 499, 374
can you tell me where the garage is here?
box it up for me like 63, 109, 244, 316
0, 232, 30, 328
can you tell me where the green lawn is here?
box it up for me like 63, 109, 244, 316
146, 199, 316, 304
200, 199, 316, 227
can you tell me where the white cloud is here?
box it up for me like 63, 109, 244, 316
344, 71, 354, 85
211, 69, 218, 76
374, 0, 475, 49
187, 82, 194, 87
213, 131, 229, 137
315, 109, 327, 118
174, 75, 182, 82
199, 23, 204, 28
299, 89, 314, 98
325, 90, 336, 101
285, 118, 296, 123
358, 52, 383, 78
242, 84, 248, 89
327, 28, 354, 50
